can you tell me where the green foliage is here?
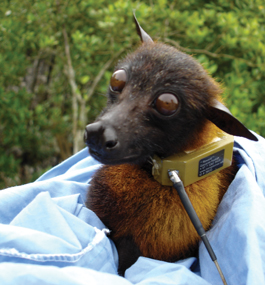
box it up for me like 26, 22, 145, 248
0, 0, 265, 188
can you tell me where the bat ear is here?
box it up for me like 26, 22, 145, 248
206, 99, 258, 141
133, 12, 154, 44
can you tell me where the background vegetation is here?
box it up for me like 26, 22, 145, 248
1, 0, 265, 188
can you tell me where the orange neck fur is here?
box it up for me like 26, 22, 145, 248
86, 121, 237, 266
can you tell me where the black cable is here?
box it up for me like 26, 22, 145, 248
168, 170, 228, 285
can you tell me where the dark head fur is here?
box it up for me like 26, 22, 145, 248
84, 16, 257, 166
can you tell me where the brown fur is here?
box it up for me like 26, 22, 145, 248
84, 29, 255, 274
86, 121, 238, 273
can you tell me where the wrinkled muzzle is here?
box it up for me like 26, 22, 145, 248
84, 121, 120, 163
84, 115, 145, 165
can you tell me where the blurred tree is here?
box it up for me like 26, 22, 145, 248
0, 0, 264, 188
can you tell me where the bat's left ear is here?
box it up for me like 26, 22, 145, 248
206, 99, 258, 141
133, 12, 154, 44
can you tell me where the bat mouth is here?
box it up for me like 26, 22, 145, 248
89, 148, 146, 165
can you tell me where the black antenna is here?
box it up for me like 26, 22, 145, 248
168, 170, 228, 285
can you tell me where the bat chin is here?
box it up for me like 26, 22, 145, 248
89, 148, 146, 165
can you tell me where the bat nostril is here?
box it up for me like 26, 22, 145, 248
105, 139, 118, 150
103, 127, 119, 150
84, 122, 103, 145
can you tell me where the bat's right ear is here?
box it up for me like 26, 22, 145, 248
133, 12, 154, 44
206, 99, 258, 141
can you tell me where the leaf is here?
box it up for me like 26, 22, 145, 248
80, 75, 90, 84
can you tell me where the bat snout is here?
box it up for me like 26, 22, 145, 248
84, 121, 121, 163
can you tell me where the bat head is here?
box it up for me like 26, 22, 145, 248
84, 15, 257, 165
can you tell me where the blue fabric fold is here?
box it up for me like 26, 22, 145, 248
0, 133, 264, 284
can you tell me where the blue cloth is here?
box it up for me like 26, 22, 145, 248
0, 133, 265, 284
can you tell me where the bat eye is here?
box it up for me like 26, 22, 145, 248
154, 93, 179, 116
110, 70, 127, 93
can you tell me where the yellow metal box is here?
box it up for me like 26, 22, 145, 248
152, 133, 234, 187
